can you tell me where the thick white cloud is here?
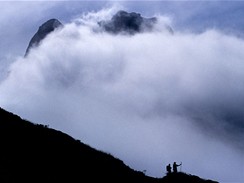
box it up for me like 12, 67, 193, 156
0, 7, 243, 183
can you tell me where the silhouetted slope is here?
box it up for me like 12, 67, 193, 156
0, 107, 218, 183
162, 172, 218, 183
0, 107, 159, 183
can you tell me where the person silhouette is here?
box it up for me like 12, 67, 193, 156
166, 164, 172, 175
173, 162, 182, 173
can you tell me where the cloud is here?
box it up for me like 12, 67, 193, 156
0, 7, 243, 182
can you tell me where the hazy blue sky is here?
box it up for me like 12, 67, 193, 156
0, 1, 244, 182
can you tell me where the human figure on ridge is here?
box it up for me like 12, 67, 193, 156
173, 162, 182, 173
166, 164, 172, 175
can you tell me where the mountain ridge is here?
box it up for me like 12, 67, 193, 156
0, 107, 218, 183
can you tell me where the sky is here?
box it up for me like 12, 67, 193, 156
0, 1, 244, 182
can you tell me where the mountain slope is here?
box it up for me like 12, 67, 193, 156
0, 107, 218, 183
162, 172, 218, 183
0, 107, 160, 183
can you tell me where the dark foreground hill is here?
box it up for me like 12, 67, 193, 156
0, 107, 218, 183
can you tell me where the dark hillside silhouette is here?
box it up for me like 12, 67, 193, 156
162, 172, 218, 183
0, 107, 218, 183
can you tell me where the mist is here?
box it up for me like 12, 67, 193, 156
0, 7, 243, 182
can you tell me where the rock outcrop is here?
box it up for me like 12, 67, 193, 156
25, 19, 63, 56
98, 10, 158, 34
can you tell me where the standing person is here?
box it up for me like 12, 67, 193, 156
166, 164, 172, 175
173, 162, 182, 173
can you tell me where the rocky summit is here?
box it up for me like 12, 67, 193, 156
25, 18, 63, 56
98, 10, 158, 34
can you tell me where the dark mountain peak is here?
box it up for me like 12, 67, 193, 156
25, 18, 63, 56
98, 10, 158, 34
38, 19, 62, 33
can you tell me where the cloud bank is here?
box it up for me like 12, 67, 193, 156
0, 8, 243, 182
